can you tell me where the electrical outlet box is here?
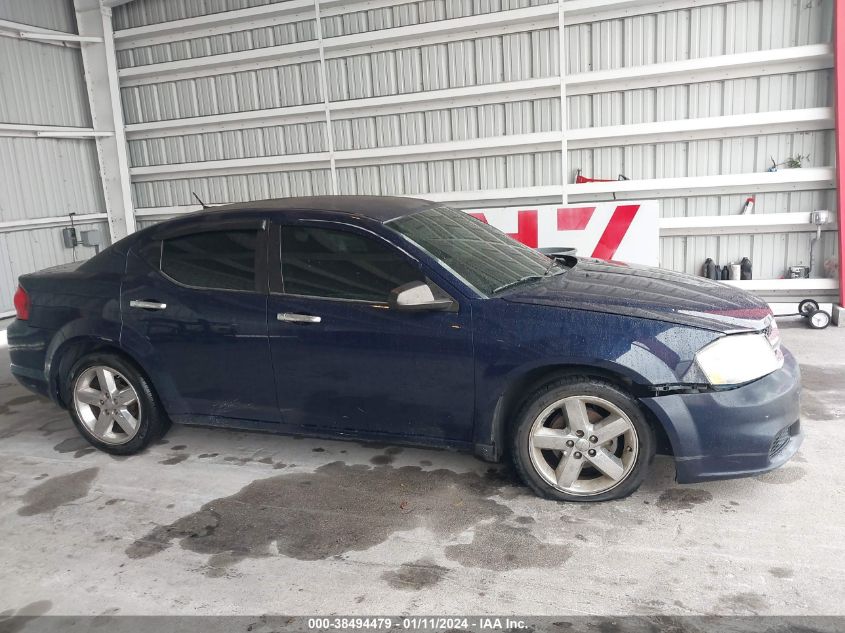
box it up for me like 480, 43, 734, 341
80, 229, 102, 248
61, 227, 78, 248
813, 210, 830, 225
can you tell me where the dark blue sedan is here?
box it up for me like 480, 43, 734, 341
7, 196, 801, 501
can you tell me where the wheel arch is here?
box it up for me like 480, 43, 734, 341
49, 337, 156, 409
481, 362, 674, 462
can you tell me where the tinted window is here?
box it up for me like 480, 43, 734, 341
280, 226, 423, 301
161, 230, 257, 291
388, 206, 563, 296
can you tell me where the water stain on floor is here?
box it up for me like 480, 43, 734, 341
656, 488, 713, 511
53, 436, 97, 458
381, 558, 449, 590
0, 394, 41, 416
445, 522, 572, 571
0, 600, 53, 633
721, 591, 768, 614
18, 468, 98, 516
125, 461, 560, 574
159, 454, 189, 466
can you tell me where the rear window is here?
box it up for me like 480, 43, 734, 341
160, 230, 258, 291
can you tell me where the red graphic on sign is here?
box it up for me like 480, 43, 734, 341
470, 210, 538, 248
470, 204, 641, 260
556, 207, 596, 231
592, 204, 640, 260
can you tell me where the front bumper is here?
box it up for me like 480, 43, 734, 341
640, 346, 802, 483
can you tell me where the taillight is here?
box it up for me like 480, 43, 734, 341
13, 285, 30, 320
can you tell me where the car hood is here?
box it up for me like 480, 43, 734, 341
502, 257, 772, 333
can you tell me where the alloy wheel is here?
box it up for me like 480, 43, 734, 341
528, 395, 639, 496
73, 365, 142, 445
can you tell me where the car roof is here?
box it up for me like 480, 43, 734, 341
200, 195, 439, 223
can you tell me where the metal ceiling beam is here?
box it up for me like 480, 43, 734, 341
660, 212, 839, 237
0, 18, 87, 48
0, 123, 114, 139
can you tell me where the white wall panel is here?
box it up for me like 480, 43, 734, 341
564, 0, 832, 74
112, 0, 288, 29
120, 60, 323, 124
116, 19, 316, 68
0, 0, 77, 31
110, 0, 838, 286
0, 38, 90, 127
0, 138, 104, 222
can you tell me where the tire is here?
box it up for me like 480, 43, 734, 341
510, 376, 656, 502
798, 299, 819, 316
808, 309, 831, 330
66, 353, 170, 455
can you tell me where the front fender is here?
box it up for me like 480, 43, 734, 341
470, 300, 721, 460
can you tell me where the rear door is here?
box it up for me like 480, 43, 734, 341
120, 220, 278, 424
266, 220, 475, 443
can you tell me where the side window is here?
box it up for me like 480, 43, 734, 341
161, 230, 258, 291
280, 226, 424, 302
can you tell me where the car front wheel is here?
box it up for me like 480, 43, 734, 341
67, 353, 169, 455
511, 377, 655, 502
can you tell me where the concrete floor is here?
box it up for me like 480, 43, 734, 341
0, 318, 843, 617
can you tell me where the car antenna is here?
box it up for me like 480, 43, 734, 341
192, 192, 210, 209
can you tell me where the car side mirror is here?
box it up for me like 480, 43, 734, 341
388, 281, 456, 312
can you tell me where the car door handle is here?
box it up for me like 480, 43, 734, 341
129, 300, 167, 311
277, 312, 321, 324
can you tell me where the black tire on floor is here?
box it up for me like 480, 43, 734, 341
65, 353, 170, 455
510, 376, 656, 502
798, 299, 819, 316
808, 309, 831, 330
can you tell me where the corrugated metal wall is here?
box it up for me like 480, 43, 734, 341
0, 0, 107, 314
111, 0, 838, 285
0, 0, 838, 314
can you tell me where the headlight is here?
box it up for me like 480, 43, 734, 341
693, 331, 783, 386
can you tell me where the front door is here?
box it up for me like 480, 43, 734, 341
267, 221, 475, 443
120, 222, 279, 424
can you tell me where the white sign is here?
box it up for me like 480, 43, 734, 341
464, 200, 660, 267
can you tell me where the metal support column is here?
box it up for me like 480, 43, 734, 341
314, 0, 338, 195
558, 0, 568, 205
834, 0, 845, 323
74, 0, 136, 242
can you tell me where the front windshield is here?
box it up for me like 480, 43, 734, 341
387, 206, 564, 296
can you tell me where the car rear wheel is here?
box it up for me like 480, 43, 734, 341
67, 353, 169, 455
510, 377, 655, 502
